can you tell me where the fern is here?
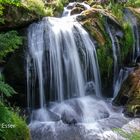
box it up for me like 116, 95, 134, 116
0, 31, 22, 59
0, 75, 16, 98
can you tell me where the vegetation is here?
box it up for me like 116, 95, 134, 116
0, 31, 22, 59
120, 22, 134, 62
114, 128, 140, 140
0, 102, 30, 140
125, 0, 140, 8
97, 43, 113, 90
0, 1, 29, 138
0, 74, 16, 100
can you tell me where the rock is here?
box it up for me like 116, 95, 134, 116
113, 67, 140, 117
70, 2, 90, 15
31, 108, 61, 122
77, 8, 122, 46
94, 0, 109, 4
61, 111, 77, 125
0, 4, 39, 31
71, 7, 85, 15
128, 7, 140, 22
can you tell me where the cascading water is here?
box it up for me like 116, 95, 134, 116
106, 22, 121, 94
124, 9, 140, 62
27, 3, 136, 140
62, 2, 90, 17
113, 67, 133, 98
27, 15, 102, 109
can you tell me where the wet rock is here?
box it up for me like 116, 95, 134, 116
29, 115, 130, 140
61, 111, 77, 125
113, 67, 140, 117
31, 108, 61, 122
77, 8, 122, 46
128, 7, 140, 22
115, 31, 124, 38
85, 81, 95, 95
71, 7, 85, 15
93, 0, 109, 4
70, 2, 89, 15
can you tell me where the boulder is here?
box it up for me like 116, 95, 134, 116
113, 67, 140, 117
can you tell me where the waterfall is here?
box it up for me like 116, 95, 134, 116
106, 22, 121, 94
62, 2, 90, 17
27, 16, 102, 109
124, 9, 140, 62
113, 67, 133, 98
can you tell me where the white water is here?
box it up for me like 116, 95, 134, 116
124, 9, 140, 62
27, 16, 102, 109
113, 67, 133, 98
106, 23, 121, 93
62, 2, 90, 17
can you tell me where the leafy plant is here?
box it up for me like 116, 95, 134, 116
0, 102, 30, 140
0, 0, 21, 6
0, 74, 16, 99
22, 0, 46, 16
0, 31, 22, 59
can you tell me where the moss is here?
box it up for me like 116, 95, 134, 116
114, 128, 140, 140
0, 103, 30, 140
120, 22, 134, 63
97, 41, 113, 90
125, 0, 140, 8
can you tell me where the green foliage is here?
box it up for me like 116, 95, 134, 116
0, 74, 16, 99
106, 2, 124, 22
54, 0, 68, 13
0, 0, 21, 6
97, 42, 113, 89
0, 4, 4, 24
125, 0, 140, 8
114, 128, 140, 140
0, 102, 30, 140
120, 22, 133, 62
22, 0, 48, 16
0, 31, 22, 59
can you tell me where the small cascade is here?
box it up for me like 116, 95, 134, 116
124, 9, 140, 62
113, 67, 133, 97
106, 22, 121, 92
62, 2, 90, 17
27, 15, 102, 112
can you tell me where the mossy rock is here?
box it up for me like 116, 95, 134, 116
128, 7, 140, 22
71, 7, 85, 15
0, 4, 39, 30
77, 8, 122, 46
113, 67, 140, 117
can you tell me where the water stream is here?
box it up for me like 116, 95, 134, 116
27, 3, 138, 140
124, 9, 140, 62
